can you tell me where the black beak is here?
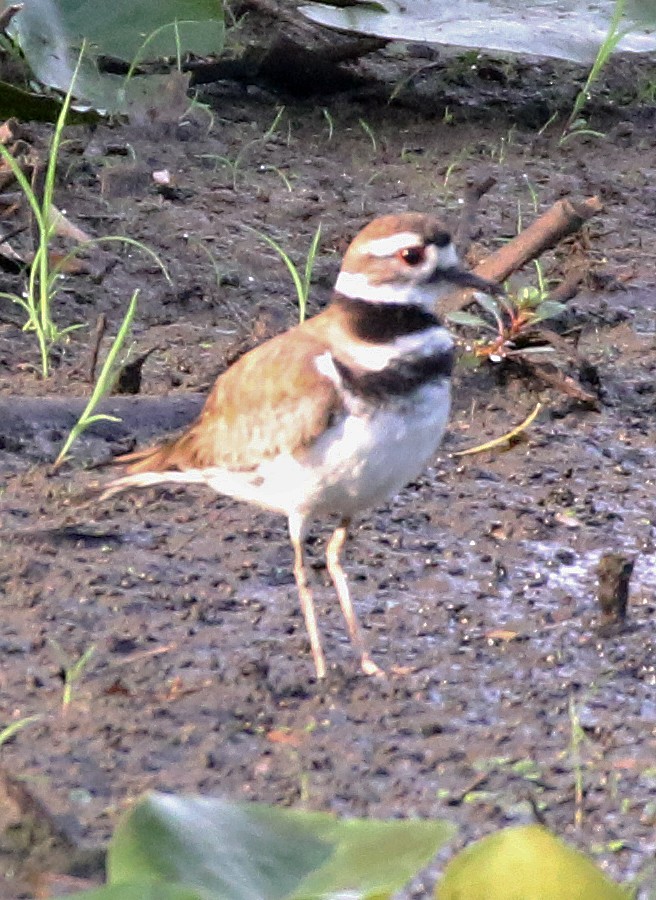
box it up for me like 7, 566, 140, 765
437, 267, 502, 295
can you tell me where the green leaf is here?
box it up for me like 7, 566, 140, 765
9, 0, 224, 112
62, 883, 203, 900
300, 0, 656, 64
530, 300, 568, 322
446, 311, 494, 329
437, 825, 628, 900
473, 294, 502, 320
105, 793, 454, 900
292, 816, 455, 899
107, 794, 332, 899
67, 0, 224, 61
0, 80, 96, 123
0, 715, 41, 747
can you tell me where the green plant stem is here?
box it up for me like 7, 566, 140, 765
62, 645, 96, 711
0, 46, 83, 376
0, 715, 41, 748
563, 0, 627, 138
249, 224, 321, 323
54, 290, 140, 469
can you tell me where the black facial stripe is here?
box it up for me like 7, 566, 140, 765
333, 295, 440, 344
429, 229, 452, 248
334, 351, 453, 401
428, 266, 501, 293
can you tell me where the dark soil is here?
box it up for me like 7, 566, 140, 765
1, 21, 655, 899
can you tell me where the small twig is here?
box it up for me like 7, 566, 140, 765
447, 772, 491, 806
548, 264, 589, 304
516, 358, 600, 408
452, 402, 542, 457
108, 643, 177, 668
478, 196, 603, 281
455, 172, 497, 255
88, 313, 107, 383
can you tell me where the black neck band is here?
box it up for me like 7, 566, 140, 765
332, 294, 441, 344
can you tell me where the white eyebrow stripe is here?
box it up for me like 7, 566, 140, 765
361, 231, 423, 257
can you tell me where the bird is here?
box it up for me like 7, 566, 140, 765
99, 212, 499, 680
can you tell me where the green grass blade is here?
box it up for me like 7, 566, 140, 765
301, 223, 322, 323
0, 715, 41, 748
54, 290, 139, 469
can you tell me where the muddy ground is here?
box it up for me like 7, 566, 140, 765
0, 14, 655, 898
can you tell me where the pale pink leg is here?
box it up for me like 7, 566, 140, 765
326, 518, 384, 677
289, 518, 326, 679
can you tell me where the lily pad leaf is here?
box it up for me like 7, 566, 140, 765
9, 0, 224, 113
0, 79, 96, 123
107, 794, 332, 900
292, 816, 455, 899
62, 883, 203, 900
300, 0, 656, 64
438, 824, 628, 899
104, 793, 454, 900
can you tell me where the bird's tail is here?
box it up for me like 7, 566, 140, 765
97, 440, 192, 503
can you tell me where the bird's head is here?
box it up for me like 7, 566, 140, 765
335, 212, 498, 310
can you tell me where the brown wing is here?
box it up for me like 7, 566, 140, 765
118, 325, 344, 475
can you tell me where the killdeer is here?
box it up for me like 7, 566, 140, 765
100, 213, 498, 679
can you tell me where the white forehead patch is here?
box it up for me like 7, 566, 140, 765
361, 231, 423, 257
439, 242, 459, 268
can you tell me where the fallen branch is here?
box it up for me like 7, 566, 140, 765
441, 195, 603, 316
186, 33, 383, 96
515, 357, 600, 408
455, 172, 497, 255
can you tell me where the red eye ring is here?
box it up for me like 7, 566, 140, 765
400, 246, 425, 266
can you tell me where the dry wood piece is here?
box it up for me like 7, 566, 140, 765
186, 33, 384, 96
455, 172, 497, 255
88, 314, 107, 383
441, 195, 603, 316
596, 552, 634, 632
516, 358, 600, 408
0, 4, 22, 33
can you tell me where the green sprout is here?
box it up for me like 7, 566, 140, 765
447, 267, 565, 364
54, 290, 140, 470
249, 223, 322, 323
0, 48, 85, 377
49, 639, 96, 712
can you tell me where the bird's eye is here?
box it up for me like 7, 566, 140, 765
400, 246, 425, 266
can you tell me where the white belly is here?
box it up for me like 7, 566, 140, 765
203, 381, 450, 524
304, 381, 450, 517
